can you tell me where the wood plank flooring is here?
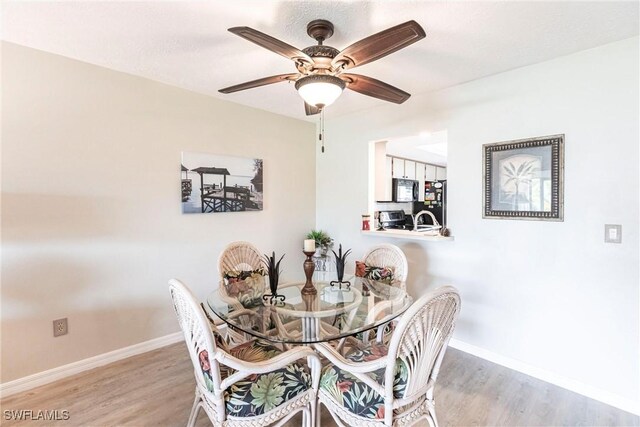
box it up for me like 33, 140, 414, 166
2, 342, 638, 426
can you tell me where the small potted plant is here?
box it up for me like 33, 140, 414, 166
262, 252, 285, 304
306, 230, 333, 256
330, 244, 352, 290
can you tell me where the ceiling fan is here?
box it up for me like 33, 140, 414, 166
219, 19, 426, 115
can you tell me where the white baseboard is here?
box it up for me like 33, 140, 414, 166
0, 332, 184, 398
449, 338, 640, 416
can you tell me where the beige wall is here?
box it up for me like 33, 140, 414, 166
1, 42, 316, 381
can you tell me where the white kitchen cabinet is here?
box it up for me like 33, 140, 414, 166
404, 160, 416, 179
379, 153, 445, 202
392, 157, 405, 178
415, 162, 425, 202
435, 166, 447, 180
425, 164, 437, 181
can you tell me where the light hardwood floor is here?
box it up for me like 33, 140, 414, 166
2, 343, 638, 426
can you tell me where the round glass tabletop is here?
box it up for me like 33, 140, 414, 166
206, 277, 412, 344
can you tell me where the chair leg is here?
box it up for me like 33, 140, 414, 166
309, 397, 317, 427
316, 399, 322, 427
426, 405, 438, 427
187, 390, 201, 427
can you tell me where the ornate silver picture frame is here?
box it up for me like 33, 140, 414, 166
483, 134, 564, 221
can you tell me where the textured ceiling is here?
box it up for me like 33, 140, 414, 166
2, 1, 638, 120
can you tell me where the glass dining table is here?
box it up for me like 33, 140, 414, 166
206, 276, 412, 344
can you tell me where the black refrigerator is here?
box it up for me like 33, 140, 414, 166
413, 180, 447, 226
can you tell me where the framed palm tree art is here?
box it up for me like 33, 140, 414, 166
483, 134, 564, 220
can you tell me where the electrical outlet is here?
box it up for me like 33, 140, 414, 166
604, 224, 622, 244
53, 318, 68, 337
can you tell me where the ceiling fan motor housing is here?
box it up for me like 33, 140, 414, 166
307, 19, 334, 44
302, 45, 339, 59
302, 20, 340, 71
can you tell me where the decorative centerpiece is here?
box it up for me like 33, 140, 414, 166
301, 239, 317, 295
262, 252, 285, 304
307, 229, 334, 272
306, 230, 333, 256
330, 244, 352, 290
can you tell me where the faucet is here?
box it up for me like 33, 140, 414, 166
413, 210, 441, 231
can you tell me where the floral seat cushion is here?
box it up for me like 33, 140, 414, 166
319, 342, 407, 420
355, 261, 395, 284
223, 269, 267, 308
224, 268, 267, 284
199, 340, 311, 418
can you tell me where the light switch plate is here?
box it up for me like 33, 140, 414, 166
604, 224, 622, 244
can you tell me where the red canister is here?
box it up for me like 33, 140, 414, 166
362, 214, 371, 231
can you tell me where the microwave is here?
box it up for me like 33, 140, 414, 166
392, 178, 419, 202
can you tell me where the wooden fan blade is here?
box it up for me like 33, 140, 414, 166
304, 102, 321, 116
228, 27, 313, 65
332, 20, 425, 70
342, 73, 411, 104
219, 73, 298, 94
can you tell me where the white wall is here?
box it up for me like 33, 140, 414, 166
317, 37, 639, 410
1, 42, 316, 381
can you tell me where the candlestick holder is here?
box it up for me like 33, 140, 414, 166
301, 292, 318, 311
301, 250, 317, 295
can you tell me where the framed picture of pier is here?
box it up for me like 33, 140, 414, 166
483, 134, 564, 221
181, 151, 263, 214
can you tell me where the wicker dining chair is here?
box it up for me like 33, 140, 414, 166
341, 244, 409, 349
169, 279, 321, 427
362, 244, 409, 287
315, 286, 461, 427
216, 241, 265, 344
218, 241, 264, 277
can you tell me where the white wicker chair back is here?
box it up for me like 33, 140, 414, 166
169, 279, 223, 416
362, 244, 409, 285
218, 241, 263, 278
385, 286, 460, 412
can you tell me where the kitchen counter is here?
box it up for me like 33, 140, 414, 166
361, 229, 454, 242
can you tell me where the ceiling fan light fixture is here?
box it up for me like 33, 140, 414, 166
295, 75, 345, 108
